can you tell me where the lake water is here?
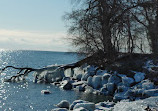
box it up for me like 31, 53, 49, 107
0, 50, 112, 111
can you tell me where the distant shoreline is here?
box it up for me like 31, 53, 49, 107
0, 48, 76, 53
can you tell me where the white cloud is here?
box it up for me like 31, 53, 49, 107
0, 29, 70, 51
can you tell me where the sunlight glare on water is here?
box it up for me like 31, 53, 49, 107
0, 50, 112, 111
0, 50, 81, 111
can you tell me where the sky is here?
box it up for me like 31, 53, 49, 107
0, 0, 73, 52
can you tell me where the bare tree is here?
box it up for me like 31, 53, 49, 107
131, 0, 158, 54
65, 0, 138, 60
64, 0, 157, 66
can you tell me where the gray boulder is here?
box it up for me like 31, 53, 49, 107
72, 81, 86, 88
60, 80, 72, 90
97, 101, 115, 108
96, 70, 107, 76
84, 65, 96, 75
81, 72, 90, 81
134, 72, 145, 82
126, 89, 144, 98
56, 100, 70, 109
108, 74, 121, 85
84, 86, 94, 94
143, 89, 158, 97
133, 79, 155, 90
106, 83, 115, 94
75, 85, 86, 92
87, 76, 93, 86
76, 74, 83, 81
117, 85, 129, 93
62, 77, 71, 81
114, 92, 129, 101
69, 100, 87, 110
73, 102, 95, 111
92, 75, 102, 89
101, 73, 111, 86
122, 76, 134, 86
141, 80, 155, 90
100, 87, 109, 95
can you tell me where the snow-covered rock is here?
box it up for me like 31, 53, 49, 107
93, 90, 101, 95
122, 76, 134, 86
124, 80, 154, 98
62, 77, 71, 81
106, 83, 115, 94
114, 92, 129, 101
84, 65, 96, 76
101, 73, 111, 86
72, 81, 86, 88
134, 72, 145, 82
56, 100, 70, 109
51, 108, 68, 111
117, 85, 129, 92
41, 90, 51, 94
87, 76, 93, 86
133, 79, 155, 90
100, 87, 109, 95
96, 101, 115, 108
75, 74, 83, 81
60, 80, 72, 90
95, 106, 113, 111
73, 107, 88, 111
126, 89, 144, 98
69, 100, 87, 110
73, 67, 84, 80
141, 80, 155, 90
143, 89, 158, 97
73, 102, 95, 111
64, 68, 73, 77
81, 72, 90, 81
74, 84, 86, 92
108, 74, 121, 85
96, 70, 107, 76
92, 76, 102, 89
34, 67, 64, 83
84, 86, 94, 94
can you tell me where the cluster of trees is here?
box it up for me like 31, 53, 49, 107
64, 0, 158, 61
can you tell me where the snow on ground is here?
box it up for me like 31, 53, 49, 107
114, 96, 158, 111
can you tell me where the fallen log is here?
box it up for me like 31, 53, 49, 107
0, 52, 154, 83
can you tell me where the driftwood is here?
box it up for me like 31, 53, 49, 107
0, 56, 92, 82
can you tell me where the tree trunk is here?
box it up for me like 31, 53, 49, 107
98, 0, 117, 60
102, 27, 116, 59
149, 3, 158, 55
149, 30, 158, 55
148, 13, 158, 55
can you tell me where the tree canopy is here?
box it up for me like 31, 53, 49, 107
64, 0, 158, 62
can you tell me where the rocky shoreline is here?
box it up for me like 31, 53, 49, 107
51, 96, 158, 111
33, 59, 158, 111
